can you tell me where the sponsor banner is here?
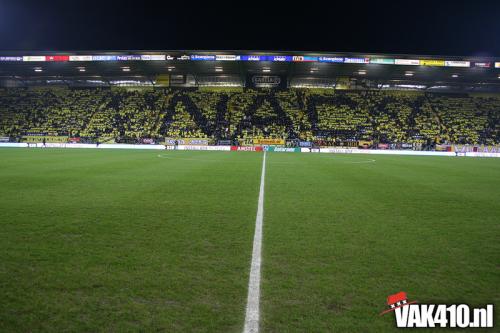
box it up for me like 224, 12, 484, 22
474, 62, 491, 68
117, 55, 141, 61
453, 144, 500, 153
96, 144, 162, 150
445, 60, 470, 67
69, 55, 93, 61
46, 55, 70, 62
358, 140, 372, 148
420, 59, 445, 66
253, 138, 285, 145
240, 55, 267, 61
250, 75, 284, 88
266, 147, 300, 152
270, 55, 292, 62
318, 56, 344, 63
37, 143, 67, 148
215, 55, 240, 61
495, 62, 500, 68
292, 56, 318, 62
303, 56, 318, 62
0, 56, 23, 61
394, 59, 420, 65
435, 144, 451, 152
344, 57, 370, 64
0, 137, 10, 142
299, 141, 312, 147
466, 152, 500, 158
190, 54, 215, 61
378, 143, 390, 149
140, 55, 166, 61
217, 139, 232, 145
177, 55, 190, 60
23, 56, 46, 62
370, 58, 395, 65
22, 135, 68, 143
165, 138, 209, 145
363, 150, 454, 156
92, 55, 117, 61
68, 137, 81, 143
317, 147, 457, 156
141, 138, 156, 144
230, 146, 263, 152
176, 145, 231, 151
320, 148, 356, 154
8, 143, 497, 157
0, 143, 28, 148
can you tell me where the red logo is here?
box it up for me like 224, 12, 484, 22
380, 291, 417, 315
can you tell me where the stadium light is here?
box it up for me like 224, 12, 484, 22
358, 70, 367, 75
262, 68, 271, 73
405, 72, 414, 76
78, 67, 86, 72
34, 67, 42, 72
452, 74, 459, 78
121, 67, 131, 72
215, 67, 223, 72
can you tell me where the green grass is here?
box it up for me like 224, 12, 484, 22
0, 149, 262, 332
263, 153, 500, 332
0, 148, 499, 332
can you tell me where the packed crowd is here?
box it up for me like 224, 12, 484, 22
0, 87, 499, 145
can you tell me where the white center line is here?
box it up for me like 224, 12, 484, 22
243, 151, 267, 333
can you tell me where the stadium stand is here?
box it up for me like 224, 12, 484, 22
0, 87, 499, 146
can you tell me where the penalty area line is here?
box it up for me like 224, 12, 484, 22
243, 151, 267, 333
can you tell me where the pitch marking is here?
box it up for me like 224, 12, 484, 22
243, 151, 266, 333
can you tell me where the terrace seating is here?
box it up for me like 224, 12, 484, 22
0, 86, 499, 145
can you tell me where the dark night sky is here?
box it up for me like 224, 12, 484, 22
0, 0, 499, 56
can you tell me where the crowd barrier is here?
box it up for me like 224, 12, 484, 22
318, 148, 456, 157
1, 143, 499, 158
0, 143, 28, 148
169, 145, 231, 151
230, 146, 263, 152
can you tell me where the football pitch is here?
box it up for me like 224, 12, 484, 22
0, 148, 499, 332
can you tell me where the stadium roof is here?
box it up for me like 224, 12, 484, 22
1, 50, 499, 90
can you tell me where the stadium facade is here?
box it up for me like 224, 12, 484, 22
0, 50, 499, 90
0, 50, 499, 152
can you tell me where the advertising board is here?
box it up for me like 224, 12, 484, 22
253, 138, 285, 145
445, 61, 470, 67
230, 146, 263, 152
420, 59, 445, 66
370, 58, 395, 65
165, 138, 209, 145
394, 59, 420, 65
